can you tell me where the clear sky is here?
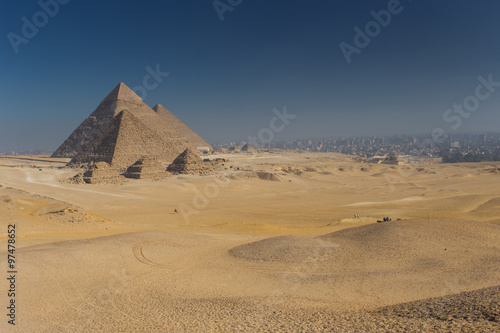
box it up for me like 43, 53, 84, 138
1, 0, 500, 151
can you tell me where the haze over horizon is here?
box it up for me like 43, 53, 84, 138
1, 0, 500, 151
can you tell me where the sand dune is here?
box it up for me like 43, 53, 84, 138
374, 285, 500, 329
1, 152, 500, 331
229, 235, 339, 263
2, 220, 499, 332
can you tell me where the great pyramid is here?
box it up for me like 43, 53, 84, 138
52, 83, 197, 158
167, 148, 214, 175
67, 110, 181, 169
153, 104, 212, 151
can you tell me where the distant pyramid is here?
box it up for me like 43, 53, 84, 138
167, 148, 214, 175
67, 110, 181, 169
52, 83, 197, 158
153, 104, 212, 151
241, 143, 257, 152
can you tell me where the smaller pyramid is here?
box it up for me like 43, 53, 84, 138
124, 157, 169, 179
228, 171, 283, 182
153, 104, 212, 151
241, 143, 257, 152
67, 110, 180, 169
80, 162, 122, 184
382, 151, 401, 165
228, 145, 240, 151
255, 171, 283, 182
167, 148, 214, 175
214, 148, 228, 154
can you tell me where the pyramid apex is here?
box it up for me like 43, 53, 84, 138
103, 82, 143, 104
116, 108, 131, 117
153, 104, 168, 113
180, 147, 199, 155
173, 148, 201, 162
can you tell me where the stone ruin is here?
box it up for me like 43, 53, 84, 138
67, 162, 123, 184
124, 157, 170, 179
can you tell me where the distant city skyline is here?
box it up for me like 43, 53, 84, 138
1, 1, 500, 151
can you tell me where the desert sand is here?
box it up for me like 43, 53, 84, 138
1, 152, 500, 332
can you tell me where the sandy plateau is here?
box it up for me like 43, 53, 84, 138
1, 152, 500, 332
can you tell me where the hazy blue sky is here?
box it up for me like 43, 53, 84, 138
1, 0, 500, 151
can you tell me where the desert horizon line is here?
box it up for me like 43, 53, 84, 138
2, 131, 499, 155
